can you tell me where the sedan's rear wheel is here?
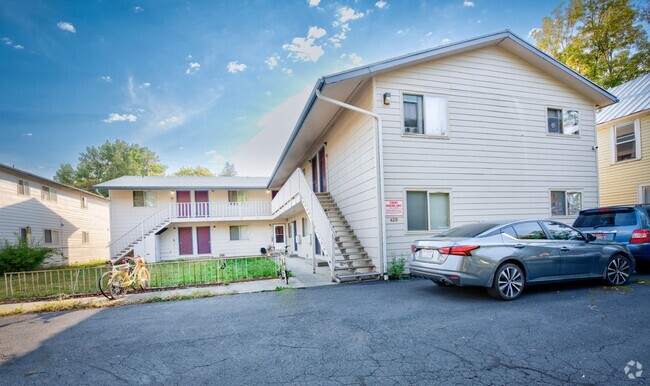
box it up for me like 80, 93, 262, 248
488, 263, 525, 301
605, 255, 631, 286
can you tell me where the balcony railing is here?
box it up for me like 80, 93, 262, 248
171, 201, 272, 220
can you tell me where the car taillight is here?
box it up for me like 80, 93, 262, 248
411, 245, 417, 253
437, 245, 480, 256
631, 229, 650, 244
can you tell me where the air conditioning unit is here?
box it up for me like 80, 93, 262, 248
547, 118, 561, 133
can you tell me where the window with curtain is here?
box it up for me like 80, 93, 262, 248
403, 94, 447, 136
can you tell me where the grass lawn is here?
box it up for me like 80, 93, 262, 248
1, 256, 279, 300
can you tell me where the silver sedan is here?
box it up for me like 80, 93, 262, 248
409, 220, 634, 300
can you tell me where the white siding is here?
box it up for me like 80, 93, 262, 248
0, 170, 109, 265
375, 46, 599, 257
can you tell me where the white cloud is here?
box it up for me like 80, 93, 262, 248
282, 68, 293, 75
375, 1, 388, 9
13, 44, 23, 49
204, 150, 227, 165
232, 85, 313, 176
140, 82, 151, 88
133, 6, 144, 13
159, 116, 182, 126
103, 113, 137, 123
425, 32, 433, 37
329, 31, 347, 48
442, 38, 451, 44
100, 75, 112, 82
57, 21, 76, 33
396, 29, 410, 36
3, 37, 11, 45
528, 28, 542, 39
307, 0, 320, 7
22, 132, 32, 137
226, 61, 247, 73
283, 26, 327, 62
186, 62, 200, 75
340, 53, 362, 68
337, 6, 364, 23
463, 1, 475, 7
237, 116, 247, 121
265, 55, 280, 70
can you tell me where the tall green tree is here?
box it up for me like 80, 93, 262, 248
55, 140, 166, 196
174, 166, 215, 176
533, 0, 649, 88
218, 162, 237, 177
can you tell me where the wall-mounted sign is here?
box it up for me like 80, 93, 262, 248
385, 199, 404, 217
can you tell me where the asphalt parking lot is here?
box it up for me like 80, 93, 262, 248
1, 275, 649, 385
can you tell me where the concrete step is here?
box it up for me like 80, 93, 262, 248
336, 272, 381, 281
334, 265, 375, 271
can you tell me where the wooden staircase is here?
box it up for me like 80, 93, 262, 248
315, 192, 380, 282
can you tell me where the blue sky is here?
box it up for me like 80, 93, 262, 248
0, 0, 580, 178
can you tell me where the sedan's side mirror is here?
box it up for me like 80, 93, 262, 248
585, 233, 597, 242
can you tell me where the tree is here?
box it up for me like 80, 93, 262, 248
55, 140, 166, 196
174, 166, 215, 176
218, 162, 237, 177
533, 0, 649, 88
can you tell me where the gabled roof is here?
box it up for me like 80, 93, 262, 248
597, 72, 650, 125
94, 176, 269, 190
267, 30, 618, 188
0, 163, 107, 200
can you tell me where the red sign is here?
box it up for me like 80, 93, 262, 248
385, 199, 404, 217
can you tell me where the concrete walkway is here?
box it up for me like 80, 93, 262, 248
0, 256, 336, 314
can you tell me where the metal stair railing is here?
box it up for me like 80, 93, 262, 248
109, 204, 173, 258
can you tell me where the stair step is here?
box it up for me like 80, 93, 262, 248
337, 251, 368, 256
336, 272, 381, 281
335, 257, 372, 263
335, 265, 375, 271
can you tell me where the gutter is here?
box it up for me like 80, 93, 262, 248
314, 89, 389, 280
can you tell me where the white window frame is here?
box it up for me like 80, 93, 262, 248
546, 107, 580, 136
228, 190, 248, 203
82, 231, 90, 244
611, 119, 641, 164
405, 189, 452, 233
229, 225, 249, 241
401, 92, 449, 138
639, 183, 650, 204
550, 190, 583, 217
17, 179, 29, 196
133, 191, 156, 207
44, 229, 60, 245
81, 196, 88, 209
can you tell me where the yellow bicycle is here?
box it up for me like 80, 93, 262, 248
99, 256, 150, 300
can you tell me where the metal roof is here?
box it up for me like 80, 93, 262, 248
94, 176, 269, 190
597, 72, 650, 124
267, 30, 618, 188
0, 163, 107, 200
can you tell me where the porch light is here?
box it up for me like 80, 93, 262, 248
383, 92, 391, 105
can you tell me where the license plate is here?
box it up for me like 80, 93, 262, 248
420, 249, 435, 259
593, 233, 606, 240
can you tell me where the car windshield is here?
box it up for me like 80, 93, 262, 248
434, 223, 499, 238
573, 210, 637, 227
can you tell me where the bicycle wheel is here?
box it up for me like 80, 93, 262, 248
137, 268, 150, 290
108, 271, 128, 299
98, 271, 112, 300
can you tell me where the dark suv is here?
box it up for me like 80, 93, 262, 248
573, 205, 650, 265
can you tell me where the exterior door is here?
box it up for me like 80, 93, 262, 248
177, 191, 191, 218
292, 220, 298, 251
178, 227, 193, 255
318, 146, 327, 192
314, 234, 321, 255
311, 156, 318, 192
195, 191, 209, 217
196, 226, 211, 255
273, 224, 286, 251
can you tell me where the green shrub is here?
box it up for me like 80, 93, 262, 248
0, 239, 56, 273
388, 254, 407, 280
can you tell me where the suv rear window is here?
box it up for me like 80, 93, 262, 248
434, 223, 499, 238
573, 210, 638, 227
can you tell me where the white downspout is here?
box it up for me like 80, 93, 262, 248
315, 89, 388, 280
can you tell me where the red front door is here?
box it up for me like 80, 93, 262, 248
177, 191, 191, 217
195, 191, 209, 217
178, 227, 193, 255
196, 226, 211, 254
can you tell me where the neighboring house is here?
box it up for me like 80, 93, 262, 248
0, 163, 110, 266
94, 176, 275, 262
595, 73, 650, 206
100, 31, 617, 282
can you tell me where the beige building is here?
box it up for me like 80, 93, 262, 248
596, 73, 650, 206
0, 164, 110, 265
101, 31, 617, 282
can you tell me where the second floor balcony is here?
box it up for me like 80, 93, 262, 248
170, 201, 273, 221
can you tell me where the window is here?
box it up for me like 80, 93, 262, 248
403, 94, 447, 136
542, 221, 584, 241
17, 179, 29, 195
643, 186, 650, 204
20, 227, 31, 243
80, 196, 88, 208
44, 229, 59, 245
41, 186, 57, 201
406, 191, 450, 231
82, 231, 90, 244
228, 190, 247, 203
133, 191, 156, 207
573, 209, 638, 228
547, 108, 579, 135
551, 191, 582, 216
288, 223, 293, 239
512, 222, 548, 240
229, 225, 249, 241
302, 218, 308, 237
614, 120, 639, 162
